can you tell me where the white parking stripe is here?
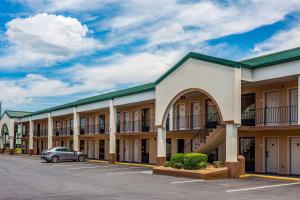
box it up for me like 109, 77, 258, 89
170, 180, 204, 184
66, 166, 112, 170
226, 182, 300, 193
85, 167, 145, 172
107, 170, 152, 175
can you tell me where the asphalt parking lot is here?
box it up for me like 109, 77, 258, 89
0, 154, 299, 200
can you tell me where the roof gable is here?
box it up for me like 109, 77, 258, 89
2, 110, 32, 119
241, 47, 300, 68
156, 52, 249, 84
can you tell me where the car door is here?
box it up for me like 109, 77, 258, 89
64, 148, 76, 160
55, 148, 67, 160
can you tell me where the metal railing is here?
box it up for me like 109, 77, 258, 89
242, 105, 298, 126
33, 129, 48, 137
116, 119, 156, 133
79, 123, 109, 135
171, 113, 220, 131
53, 127, 73, 136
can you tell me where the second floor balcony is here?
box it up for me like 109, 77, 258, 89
80, 123, 109, 135
242, 105, 298, 126
116, 119, 156, 133
53, 127, 73, 136
33, 129, 48, 137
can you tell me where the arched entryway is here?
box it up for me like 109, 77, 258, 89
1, 124, 10, 150
154, 56, 241, 170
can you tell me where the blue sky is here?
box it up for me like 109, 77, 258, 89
0, 0, 300, 113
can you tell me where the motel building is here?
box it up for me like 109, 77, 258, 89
1, 47, 300, 176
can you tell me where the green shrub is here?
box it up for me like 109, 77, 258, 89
170, 153, 185, 168
213, 161, 222, 168
172, 162, 184, 169
164, 161, 172, 167
198, 162, 208, 169
183, 153, 208, 170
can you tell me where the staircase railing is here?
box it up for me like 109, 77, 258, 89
183, 112, 220, 152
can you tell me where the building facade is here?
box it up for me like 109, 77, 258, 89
1, 47, 300, 176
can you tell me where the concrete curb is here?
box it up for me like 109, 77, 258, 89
86, 159, 154, 168
240, 173, 300, 182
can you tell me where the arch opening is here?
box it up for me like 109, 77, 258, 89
1, 124, 10, 150
161, 88, 224, 130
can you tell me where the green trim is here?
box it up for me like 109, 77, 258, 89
156, 52, 249, 84
2, 110, 32, 119
241, 47, 300, 68
29, 82, 156, 116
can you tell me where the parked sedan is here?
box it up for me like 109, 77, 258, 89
41, 147, 85, 163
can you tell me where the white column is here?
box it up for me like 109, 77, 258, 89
73, 107, 80, 151
169, 106, 173, 131
29, 117, 34, 151
225, 123, 238, 162
298, 75, 300, 125
9, 120, 15, 151
47, 113, 53, 149
109, 100, 116, 154
157, 127, 166, 157
9, 135, 14, 150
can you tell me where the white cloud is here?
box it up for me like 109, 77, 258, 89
0, 74, 77, 108
0, 50, 183, 110
0, 13, 101, 68
100, 0, 300, 49
252, 24, 300, 55
11, 0, 116, 12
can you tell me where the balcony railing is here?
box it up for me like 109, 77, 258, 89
33, 129, 48, 137
170, 113, 220, 131
53, 127, 73, 136
116, 119, 156, 133
242, 106, 298, 126
79, 123, 109, 135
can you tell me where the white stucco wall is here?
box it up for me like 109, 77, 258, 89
155, 58, 241, 126
0, 114, 15, 138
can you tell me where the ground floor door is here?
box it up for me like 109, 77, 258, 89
166, 139, 171, 161
290, 137, 300, 175
239, 137, 255, 172
116, 139, 120, 161
265, 137, 278, 173
177, 139, 185, 153
141, 139, 149, 163
99, 140, 105, 160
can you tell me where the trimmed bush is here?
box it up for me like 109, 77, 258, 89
198, 162, 208, 169
183, 153, 208, 170
213, 161, 222, 168
164, 161, 172, 167
173, 162, 184, 169
170, 153, 185, 168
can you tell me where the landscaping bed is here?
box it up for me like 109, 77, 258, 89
153, 165, 228, 180
153, 153, 228, 180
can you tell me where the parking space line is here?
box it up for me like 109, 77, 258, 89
66, 166, 112, 170
85, 167, 146, 172
170, 180, 204, 184
107, 170, 153, 175
226, 182, 300, 193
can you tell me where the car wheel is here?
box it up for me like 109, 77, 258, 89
51, 156, 59, 163
78, 155, 85, 162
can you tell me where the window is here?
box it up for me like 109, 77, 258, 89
99, 115, 105, 134
142, 108, 150, 132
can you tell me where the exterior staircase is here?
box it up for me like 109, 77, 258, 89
185, 124, 226, 154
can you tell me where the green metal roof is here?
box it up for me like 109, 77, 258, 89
156, 52, 250, 84
3, 110, 32, 118
30, 82, 156, 116
241, 47, 300, 68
